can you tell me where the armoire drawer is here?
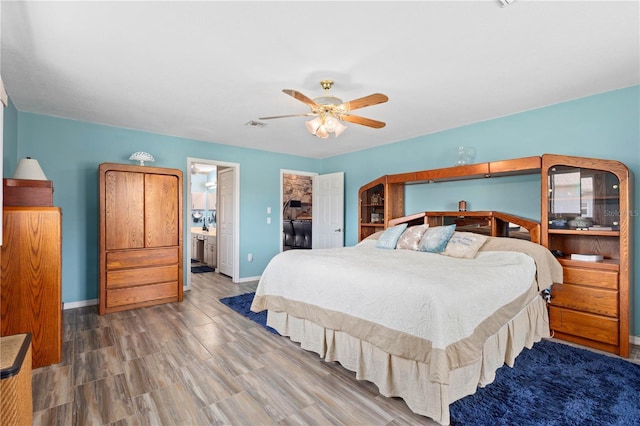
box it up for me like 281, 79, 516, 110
550, 283, 618, 317
549, 306, 618, 345
106, 247, 178, 270
106, 281, 179, 308
563, 267, 618, 290
106, 265, 178, 289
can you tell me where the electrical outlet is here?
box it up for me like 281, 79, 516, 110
267, 207, 271, 214
248, 253, 253, 262
267, 217, 271, 224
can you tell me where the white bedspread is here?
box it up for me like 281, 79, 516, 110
252, 240, 536, 350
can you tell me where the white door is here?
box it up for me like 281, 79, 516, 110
217, 168, 234, 276
312, 172, 344, 249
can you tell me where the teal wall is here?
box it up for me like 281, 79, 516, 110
3, 85, 639, 336
6, 114, 320, 302
2, 97, 18, 176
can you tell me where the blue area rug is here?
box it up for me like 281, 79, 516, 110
219, 292, 278, 334
191, 265, 215, 273
449, 340, 640, 425
220, 292, 640, 425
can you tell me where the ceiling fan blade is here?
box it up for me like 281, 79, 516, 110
340, 93, 388, 112
339, 114, 386, 129
258, 113, 315, 120
282, 89, 319, 107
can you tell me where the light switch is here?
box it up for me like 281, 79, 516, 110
267, 207, 272, 214
267, 217, 271, 224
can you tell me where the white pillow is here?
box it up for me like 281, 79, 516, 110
441, 231, 489, 259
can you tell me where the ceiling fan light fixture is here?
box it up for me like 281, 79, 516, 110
306, 113, 346, 139
305, 116, 323, 134
334, 121, 347, 137
316, 126, 330, 139
266, 79, 387, 138
323, 114, 340, 132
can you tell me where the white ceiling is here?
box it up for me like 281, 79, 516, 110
2, 1, 638, 159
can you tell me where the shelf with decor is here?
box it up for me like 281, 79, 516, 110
541, 154, 631, 357
357, 156, 541, 242
358, 177, 404, 241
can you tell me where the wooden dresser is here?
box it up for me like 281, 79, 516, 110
1, 207, 63, 368
98, 163, 183, 314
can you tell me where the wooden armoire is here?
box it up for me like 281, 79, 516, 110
98, 163, 183, 315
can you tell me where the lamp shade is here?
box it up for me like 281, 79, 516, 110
12, 157, 48, 180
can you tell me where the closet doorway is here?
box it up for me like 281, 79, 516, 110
186, 158, 240, 289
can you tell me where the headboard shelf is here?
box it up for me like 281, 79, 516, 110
358, 156, 541, 241
388, 211, 541, 243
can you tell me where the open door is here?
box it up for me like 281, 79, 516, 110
217, 167, 234, 277
312, 172, 344, 249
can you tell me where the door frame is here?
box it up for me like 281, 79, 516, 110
280, 169, 318, 252
186, 157, 240, 289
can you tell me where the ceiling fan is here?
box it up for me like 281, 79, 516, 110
259, 80, 388, 138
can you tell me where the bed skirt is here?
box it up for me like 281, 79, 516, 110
267, 295, 550, 425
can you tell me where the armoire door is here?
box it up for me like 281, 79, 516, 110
104, 170, 144, 250
145, 173, 179, 248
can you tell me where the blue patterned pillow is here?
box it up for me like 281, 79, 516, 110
375, 223, 408, 249
419, 224, 456, 253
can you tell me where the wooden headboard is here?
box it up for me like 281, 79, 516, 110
388, 211, 541, 244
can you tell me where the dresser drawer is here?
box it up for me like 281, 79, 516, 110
106, 265, 178, 289
106, 281, 179, 308
549, 306, 618, 345
563, 267, 618, 290
106, 247, 178, 270
550, 283, 618, 317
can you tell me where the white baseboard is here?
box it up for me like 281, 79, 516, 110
63, 299, 98, 309
632, 335, 640, 346
236, 275, 260, 283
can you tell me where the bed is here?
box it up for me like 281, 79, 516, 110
251, 211, 562, 425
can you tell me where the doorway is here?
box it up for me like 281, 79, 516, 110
281, 170, 316, 252
186, 158, 240, 289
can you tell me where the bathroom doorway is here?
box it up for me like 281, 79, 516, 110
186, 158, 240, 289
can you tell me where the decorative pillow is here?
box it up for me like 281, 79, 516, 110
396, 224, 429, 250
375, 223, 408, 249
441, 231, 489, 259
419, 224, 456, 253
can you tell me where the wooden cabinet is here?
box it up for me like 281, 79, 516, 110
541, 154, 631, 357
358, 176, 404, 241
192, 234, 204, 262
358, 156, 541, 241
204, 235, 217, 268
99, 163, 183, 315
1, 207, 62, 368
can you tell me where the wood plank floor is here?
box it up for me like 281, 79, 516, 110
32, 270, 640, 425
31, 271, 437, 425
